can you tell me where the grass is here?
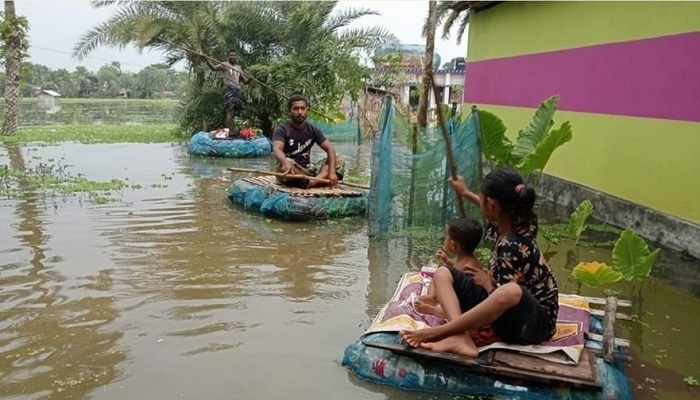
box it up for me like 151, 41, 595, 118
0, 97, 180, 104
1, 124, 181, 144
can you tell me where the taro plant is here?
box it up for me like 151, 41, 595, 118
572, 261, 623, 288
572, 227, 660, 293
477, 95, 573, 185
540, 199, 595, 248
566, 200, 594, 245
611, 228, 661, 281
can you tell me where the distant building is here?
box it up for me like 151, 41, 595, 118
34, 88, 61, 112
367, 67, 465, 109
373, 44, 442, 70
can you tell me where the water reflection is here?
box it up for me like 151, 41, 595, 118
1, 145, 125, 399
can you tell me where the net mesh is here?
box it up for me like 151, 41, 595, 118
307, 104, 362, 143
368, 97, 483, 239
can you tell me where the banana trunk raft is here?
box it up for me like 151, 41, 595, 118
227, 175, 368, 221
188, 131, 272, 158
342, 271, 633, 399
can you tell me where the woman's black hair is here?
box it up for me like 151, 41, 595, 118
481, 167, 537, 231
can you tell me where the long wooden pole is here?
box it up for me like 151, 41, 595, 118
226, 167, 370, 190
161, 38, 336, 122
431, 79, 466, 217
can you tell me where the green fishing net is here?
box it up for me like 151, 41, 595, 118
368, 97, 483, 239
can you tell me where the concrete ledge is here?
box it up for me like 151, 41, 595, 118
536, 173, 700, 259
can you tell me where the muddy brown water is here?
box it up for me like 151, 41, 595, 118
1, 142, 698, 400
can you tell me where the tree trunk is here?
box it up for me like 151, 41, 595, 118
3, 1, 21, 135
417, 0, 437, 129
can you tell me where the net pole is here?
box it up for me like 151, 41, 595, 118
407, 123, 419, 226
431, 80, 466, 217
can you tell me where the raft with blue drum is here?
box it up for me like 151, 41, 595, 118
188, 131, 272, 158
341, 271, 633, 399
227, 175, 368, 221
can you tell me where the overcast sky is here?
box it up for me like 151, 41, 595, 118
16, 0, 469, 72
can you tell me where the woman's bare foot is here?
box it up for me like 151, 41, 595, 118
421, 334, 478, 358
400, 327, 442, 347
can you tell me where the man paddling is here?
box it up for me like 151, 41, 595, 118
206, 49, 250, 138
272, 94, 345, 189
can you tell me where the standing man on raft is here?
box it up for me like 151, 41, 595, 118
206, 49, 250, 138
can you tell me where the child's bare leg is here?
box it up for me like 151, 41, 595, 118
415, 301, 445, 318
415, 279, 444, 317
431, 266, 463, 321
421, 333, 478, 358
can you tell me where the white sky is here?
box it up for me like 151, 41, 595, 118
16, 0, 469, 72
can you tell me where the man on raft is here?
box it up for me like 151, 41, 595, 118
272, 94, 345, 189
206, 49, 250, 138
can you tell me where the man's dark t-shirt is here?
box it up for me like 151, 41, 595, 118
272, 120, 327, 167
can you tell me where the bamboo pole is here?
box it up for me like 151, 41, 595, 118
226, 167, 370, 189
161, 38, 336, 122
431, 79, 466, 217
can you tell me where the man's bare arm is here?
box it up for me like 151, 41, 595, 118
319, 140, 336, 173
205, 59, 221, 72
273, 141, 291, 174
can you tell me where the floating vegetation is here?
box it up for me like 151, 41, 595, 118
0, 124, 179, 144
0, 157, 169, 204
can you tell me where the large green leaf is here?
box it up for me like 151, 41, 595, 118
567, 200, 594, 243
477, 110, 513, 167
612, 228, 659, 280
572, 262, 623, 288
511, 95, 559, 162
517, 121, 573, 175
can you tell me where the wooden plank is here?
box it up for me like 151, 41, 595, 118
241, 175, 363, 197
586, 333, 630, 348
602, 296, 617, 362
492, 349, 598, 382
362, 341, 602, 391
589, 308, 633, 321
586, 346, 632, 363
229, 167, 370, 189
582, 296, 632, 308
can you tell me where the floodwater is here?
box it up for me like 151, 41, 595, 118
1, 141, 699, 400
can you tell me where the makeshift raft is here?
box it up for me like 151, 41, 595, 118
342, 270, 633, 400
188, 131, 272, 158
227, 175, 368, 221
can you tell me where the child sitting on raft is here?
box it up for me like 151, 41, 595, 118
415, 218, 485, 315
401, 167, 559, 357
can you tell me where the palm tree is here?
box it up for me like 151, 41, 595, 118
73, 1, 399, 135
424, 1, 473, 45
2, 1, 27, 135
417, 1, 437, 128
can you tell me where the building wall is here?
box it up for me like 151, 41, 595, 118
463, 1, 700, 225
